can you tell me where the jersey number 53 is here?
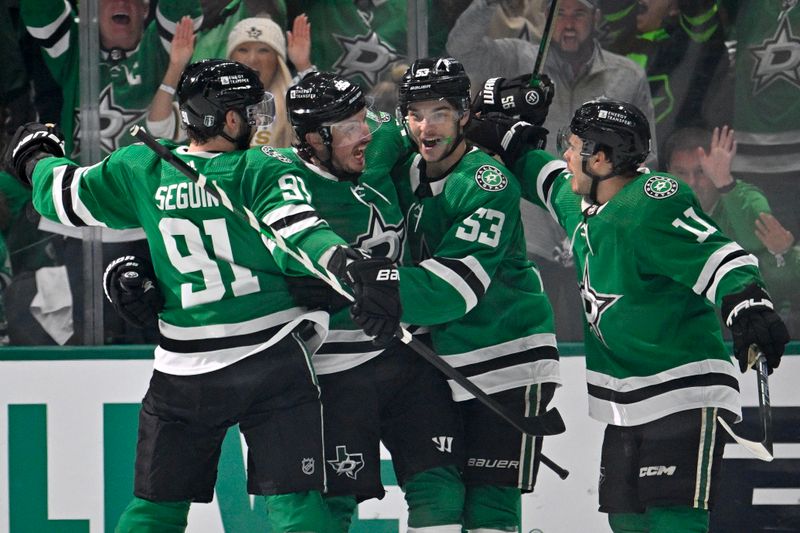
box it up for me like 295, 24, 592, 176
455, 207, 505, 247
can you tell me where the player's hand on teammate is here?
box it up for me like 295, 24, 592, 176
331, 247, 402, 348
471, 73, 554, 126
4, 122, 65, 185
103, 255, 164, 328
465, 113, 548, 166
722, 283, 790, 373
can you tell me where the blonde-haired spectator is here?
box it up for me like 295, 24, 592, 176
147, 14, 314, 148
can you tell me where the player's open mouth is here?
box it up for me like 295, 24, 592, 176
421, 138, 441, 148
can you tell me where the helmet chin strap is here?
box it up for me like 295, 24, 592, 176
581, 157, 613, 204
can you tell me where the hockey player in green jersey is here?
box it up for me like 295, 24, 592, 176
471, 99, 790, 532
4, 59, 404, 533
281, 71, 467, 533
20, 0, 200, 157
393, 57, 562, 533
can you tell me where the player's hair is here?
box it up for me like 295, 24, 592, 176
178, 59, 264, 144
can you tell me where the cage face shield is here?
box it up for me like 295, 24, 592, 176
245, 91, 276, 128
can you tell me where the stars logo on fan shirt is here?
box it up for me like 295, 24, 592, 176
750, 16, 800, 95
327, 445, 365, 480
332, 31, 399, 87
579, 261, 621, 347
73, 85, 146, 154
643, 176, 678, 199
474, 165, 508, 192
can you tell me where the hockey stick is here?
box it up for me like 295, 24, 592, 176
130, 126, 569, 476
530, 0, 561, 85
717, 344, 773, 461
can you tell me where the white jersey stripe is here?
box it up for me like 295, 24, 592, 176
705, 254, 759, 303
420, 258, 478, 312
448, 360, 561, 401
692, 242, 745, 295
459, 255, 491, 293
439, 332, 557, 365
586, 358, 737, 391
536, 159, 567, 222
588, 385, 741, 426
263, 203, 316, 226
159, 306, 308, 340
71, 164, 107, 227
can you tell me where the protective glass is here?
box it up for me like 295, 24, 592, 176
323, 101, 382, 148
245, 91, 276, 127
556, 125, 572, 155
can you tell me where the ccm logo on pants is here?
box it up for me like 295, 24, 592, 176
639, 465, 677, 477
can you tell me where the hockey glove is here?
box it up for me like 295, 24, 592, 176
4, 122, 65, 186
285, 276, 352, 313
465, 113, 548, 166
103, 255, 164, 329
721, 283, 789, 374
331, 247, 402, 348
471, 74, 554, 126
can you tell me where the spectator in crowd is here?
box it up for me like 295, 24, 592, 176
148, 15, 312, 148
20, 0, 200, 157
598, 0, 730, 165
665, 125, 800, 336
448, 0, 656, 340
284, 1, 467, 93
722, 1, 800, 242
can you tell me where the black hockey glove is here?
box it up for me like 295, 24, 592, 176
465, 113, 548, 167
330, 247, 402, 348
285, 276, 352, 313
721, 283, 789, 374
103, 255, 164, 329
4, 122, 65, 186
471, 74, 554, 126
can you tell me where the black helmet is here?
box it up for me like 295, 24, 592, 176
397, 57, 471, 117
569, 99, 651, 175
178, 59, 265, 139
286, 71, 366, 142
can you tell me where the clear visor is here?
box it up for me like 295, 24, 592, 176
556, 126, 572, 156
245, 91, 276, 128
402, 104, 465, 127
322, 100, 382, 149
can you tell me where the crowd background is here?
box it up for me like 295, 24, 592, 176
0, 0, 798, 346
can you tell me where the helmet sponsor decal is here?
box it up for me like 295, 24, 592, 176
643, 175, 678, 199
475, 165, 508, 192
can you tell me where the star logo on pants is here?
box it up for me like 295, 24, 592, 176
327, 445, 365, 480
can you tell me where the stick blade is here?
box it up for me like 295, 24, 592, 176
523, 407, 566, 436
718, 416, 774, 462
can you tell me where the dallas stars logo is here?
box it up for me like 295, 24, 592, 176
353, 204, 404, 262
73, 85, 146, 154
578, 260, 621, 346
327, 445, 365, 480
332, 31, 399, 87
643, 176, 678, 199
474, 165, 508, 192
749, 16, 800, 95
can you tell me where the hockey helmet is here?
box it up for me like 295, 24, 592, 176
565, 99, 651, 176
286, 71, 370, 145
178, 59, 272, 139
397, 57, 471, 119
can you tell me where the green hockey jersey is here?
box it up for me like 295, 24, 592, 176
259, 111, 412, 375
21, 0, 199, 157
513, 149, 768, 425
393, 147, 560, 401
29, 143, 348, 375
